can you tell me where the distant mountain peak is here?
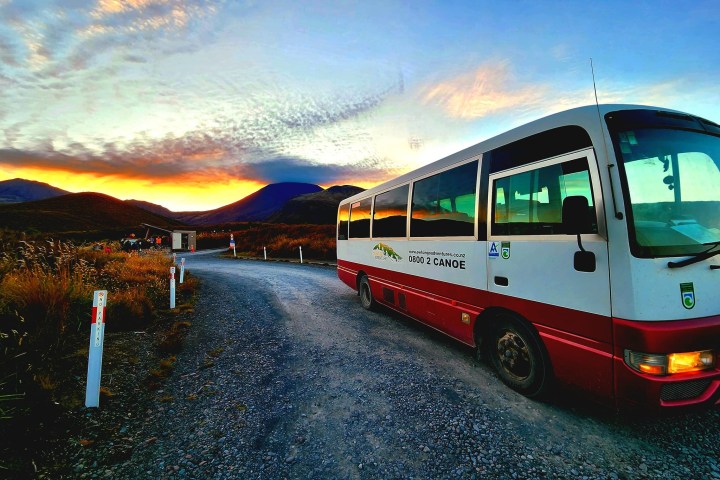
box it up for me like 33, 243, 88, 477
0, 178, 69, 204
176, 182, 323, 225
269, 184, 364, 225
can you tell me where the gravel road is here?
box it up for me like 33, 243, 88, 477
83, 252, 720, 479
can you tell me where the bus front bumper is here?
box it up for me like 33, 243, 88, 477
613, 316, 720, 409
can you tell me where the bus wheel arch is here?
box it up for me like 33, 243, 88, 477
478, 309, 552, 399
357, 272, 376, 311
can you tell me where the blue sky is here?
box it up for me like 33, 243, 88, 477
0, 0, 718, 210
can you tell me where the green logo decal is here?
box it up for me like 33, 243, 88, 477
680, 282, 695, 309
501, 241, 511, 259
373, 243, 402, 261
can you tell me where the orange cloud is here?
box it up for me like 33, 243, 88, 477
422, 62, 547, 119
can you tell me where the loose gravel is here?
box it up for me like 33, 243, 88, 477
52, 253, 720, 479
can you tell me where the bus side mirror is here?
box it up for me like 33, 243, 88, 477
562, 196, 596, 273
562, 196, 591, 234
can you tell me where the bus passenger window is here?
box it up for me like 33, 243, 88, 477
349, 198, 372, 238
337, 204, 349, 240
491, 157, 596, 236
411, 160, 478, 237
373, 185, 409, 238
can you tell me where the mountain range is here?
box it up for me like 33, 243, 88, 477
0, 178, 364, 232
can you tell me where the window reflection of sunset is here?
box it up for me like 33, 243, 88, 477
373, 207, 407, 220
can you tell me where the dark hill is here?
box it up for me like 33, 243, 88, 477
177, 182, 322, 225
0, 192, 184, 233
125, 199, 177, 218
0, 178, 69, 203
269, 185, 365, 224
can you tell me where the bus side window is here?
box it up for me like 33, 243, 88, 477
491, 157, 596, 236
411, 160, 478, 237
349, 198, 372, 239
338, 204, 349, 240
373, 185, 409, 238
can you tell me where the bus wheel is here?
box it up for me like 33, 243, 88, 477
359, 276, 376, 310
488, 313, 550, 398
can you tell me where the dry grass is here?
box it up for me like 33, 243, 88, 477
0, 234, 199, 476
197, 223, 336, 260
0, 237, 177, 427
148, 355, 177, 381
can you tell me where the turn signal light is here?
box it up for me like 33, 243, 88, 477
668, 351, 715, 374
624, 349, 715, 376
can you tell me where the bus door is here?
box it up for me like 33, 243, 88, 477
485, 149, 613, 397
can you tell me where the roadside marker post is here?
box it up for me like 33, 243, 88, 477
172, 252, 177, 265
170, 267, 176, 309
85, 290, 108, 408
180, 257, 185, 284
230, 234, 236, 257
263, 246, 267, 261
299, 246, 303, 264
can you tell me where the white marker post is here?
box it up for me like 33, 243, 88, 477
172, 252, 177, 265
180, 257, 185, 284
299, 246, 303, 264
230, 234, 236, 257
263, 246, 267, 261
170, 266, 176, 309
85, 290, 108, 408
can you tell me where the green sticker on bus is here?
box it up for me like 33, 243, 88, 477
680, 282, 695, 309
373, 243, 402, 261
501, 241, 510, 259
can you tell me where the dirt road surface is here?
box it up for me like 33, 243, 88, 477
77, 252, 720, 479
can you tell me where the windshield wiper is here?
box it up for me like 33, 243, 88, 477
667, 241, 720, 269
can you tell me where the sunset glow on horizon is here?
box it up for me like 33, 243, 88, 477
1, 1, 718, 211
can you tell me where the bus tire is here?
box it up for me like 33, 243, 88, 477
487, 313, 550, 399
359, 275, 376, 311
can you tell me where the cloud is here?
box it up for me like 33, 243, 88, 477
0, 0, 221, 78
0, 145, 393, 189
421, 61, 548, 119
419, 59, 720, 127
0, 80, 398, 185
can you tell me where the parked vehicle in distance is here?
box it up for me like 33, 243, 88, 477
337, 104, 720, 410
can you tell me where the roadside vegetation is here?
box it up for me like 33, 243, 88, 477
0, 231, 197, 475
197, 223, 336, 261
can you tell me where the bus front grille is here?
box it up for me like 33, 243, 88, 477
660, 380, 711, 401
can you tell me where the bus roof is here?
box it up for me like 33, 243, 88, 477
339, 103, 686, 205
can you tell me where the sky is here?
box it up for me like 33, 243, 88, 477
0, 0, 718, 211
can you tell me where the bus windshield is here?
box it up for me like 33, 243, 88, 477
613, 126, 720, 257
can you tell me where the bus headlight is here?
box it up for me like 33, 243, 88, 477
624, 349, 715, 376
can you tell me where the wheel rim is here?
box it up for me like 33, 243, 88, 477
495, 330, 532, 380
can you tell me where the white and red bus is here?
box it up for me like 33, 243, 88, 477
337, 104, 720, 410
